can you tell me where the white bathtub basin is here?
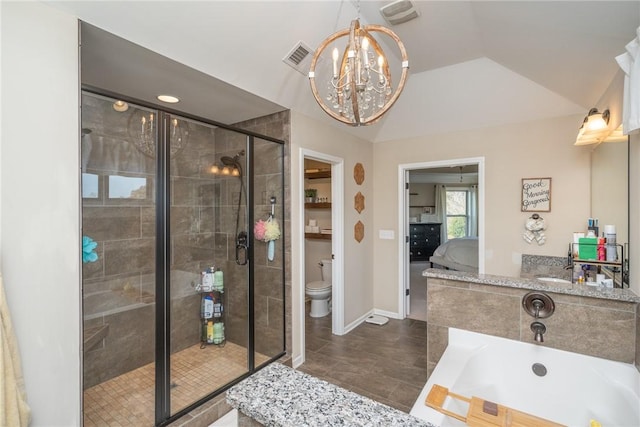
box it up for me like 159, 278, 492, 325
410, 328, 640, 427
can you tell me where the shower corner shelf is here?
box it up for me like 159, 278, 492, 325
199, 288, 226, 348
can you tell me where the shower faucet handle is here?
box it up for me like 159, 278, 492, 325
522, 292, 555, 319
236, 231, 248, 265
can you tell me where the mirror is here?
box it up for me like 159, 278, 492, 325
590, 138, 629, 284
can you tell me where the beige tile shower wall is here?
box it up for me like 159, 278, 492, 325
426, 278, 637, 377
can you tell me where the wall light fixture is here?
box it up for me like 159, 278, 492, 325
575, 108, 611, 146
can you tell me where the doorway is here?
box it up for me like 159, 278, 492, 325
398, 158, 485, 319
298, 149, 344, 365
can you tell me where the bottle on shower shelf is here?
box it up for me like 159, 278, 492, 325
213, 268, 224, 292
201, 293, 214, 319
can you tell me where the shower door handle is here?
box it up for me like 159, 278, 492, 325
236, 231, 248, 265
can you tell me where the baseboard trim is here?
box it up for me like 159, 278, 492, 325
373, 308, 402, 320
343, 309, 374, 334
292, 354, 304, 369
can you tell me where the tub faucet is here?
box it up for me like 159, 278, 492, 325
530, 321, 546, 343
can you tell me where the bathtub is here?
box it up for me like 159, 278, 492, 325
410, 328, 640, 427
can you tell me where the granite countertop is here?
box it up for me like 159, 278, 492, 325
423, 269, 640, 303
226, 363, 434, 427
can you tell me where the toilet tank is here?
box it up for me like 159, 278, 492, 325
320, 259, 332, 282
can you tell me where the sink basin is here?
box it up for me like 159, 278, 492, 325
536, 277, 571, 284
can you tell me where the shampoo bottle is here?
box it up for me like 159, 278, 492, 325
214, 269, 224, 292
201, 294, 214, 319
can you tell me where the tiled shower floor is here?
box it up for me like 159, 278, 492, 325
83, 342, 268, 426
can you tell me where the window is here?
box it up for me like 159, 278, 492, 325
446, 189, 469, 239
82, 173, 99, 199
108, 175, 148, 199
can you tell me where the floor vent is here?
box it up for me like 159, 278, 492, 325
283, 41, 314, 75
365, 314, 389, 326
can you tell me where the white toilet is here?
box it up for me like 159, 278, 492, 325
305, 259, 332, 318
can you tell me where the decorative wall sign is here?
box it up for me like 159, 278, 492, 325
354, 221, 364, 243
521, 177, 551, 212
354, 163, 365, 185
354, 191, 365, 213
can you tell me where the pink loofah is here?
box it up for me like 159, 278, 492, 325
254, 219, 267, 241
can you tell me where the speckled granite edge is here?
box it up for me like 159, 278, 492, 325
423, 269, 640, 303
226, 363, 434, 427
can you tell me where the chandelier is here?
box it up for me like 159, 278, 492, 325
127, 110, 188, 157
309, 17, 409, 126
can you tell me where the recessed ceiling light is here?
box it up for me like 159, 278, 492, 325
157, 95, 180, 103
112, 100, 129, 112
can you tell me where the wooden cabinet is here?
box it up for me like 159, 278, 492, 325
410, 223, 441, 262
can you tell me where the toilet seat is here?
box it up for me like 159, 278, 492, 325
306, 281, 331, 292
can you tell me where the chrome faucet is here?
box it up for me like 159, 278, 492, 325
530, 321, 546, 343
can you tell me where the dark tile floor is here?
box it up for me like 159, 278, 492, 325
298, 309, 428, 413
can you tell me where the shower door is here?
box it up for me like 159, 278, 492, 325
166, 116, 251, 416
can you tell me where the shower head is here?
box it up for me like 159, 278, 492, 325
220, 150, 244, 177
81, 128, 93, 136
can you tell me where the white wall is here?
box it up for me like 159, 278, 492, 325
372, 115, 591, 315
290, 111, 374, 362
1, 3, 80, 425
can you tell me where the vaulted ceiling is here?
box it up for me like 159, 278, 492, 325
51, 1, 639, 143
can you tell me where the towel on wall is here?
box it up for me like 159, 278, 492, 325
0, 275, 31, 426
616, 26, 640, 134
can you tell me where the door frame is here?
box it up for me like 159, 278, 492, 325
397, 157, 485, 319
297, 148, 345, 362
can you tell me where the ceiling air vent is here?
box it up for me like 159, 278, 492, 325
283, 41, 313, 76
380, 0, 420, 25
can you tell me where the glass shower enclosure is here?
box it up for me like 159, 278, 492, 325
81, 91, 285, 425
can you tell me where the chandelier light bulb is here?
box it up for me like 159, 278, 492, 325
361, 37, 370, 69
332, 47, 339, 78
210, 165, 220, 174
221, 166, 231, 175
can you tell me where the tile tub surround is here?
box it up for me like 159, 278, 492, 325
423, 269, 638, 377
226, 363, 434, 427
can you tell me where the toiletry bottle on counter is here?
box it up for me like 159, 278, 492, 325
604, 225, 617, 261
597, 237, 605, 261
